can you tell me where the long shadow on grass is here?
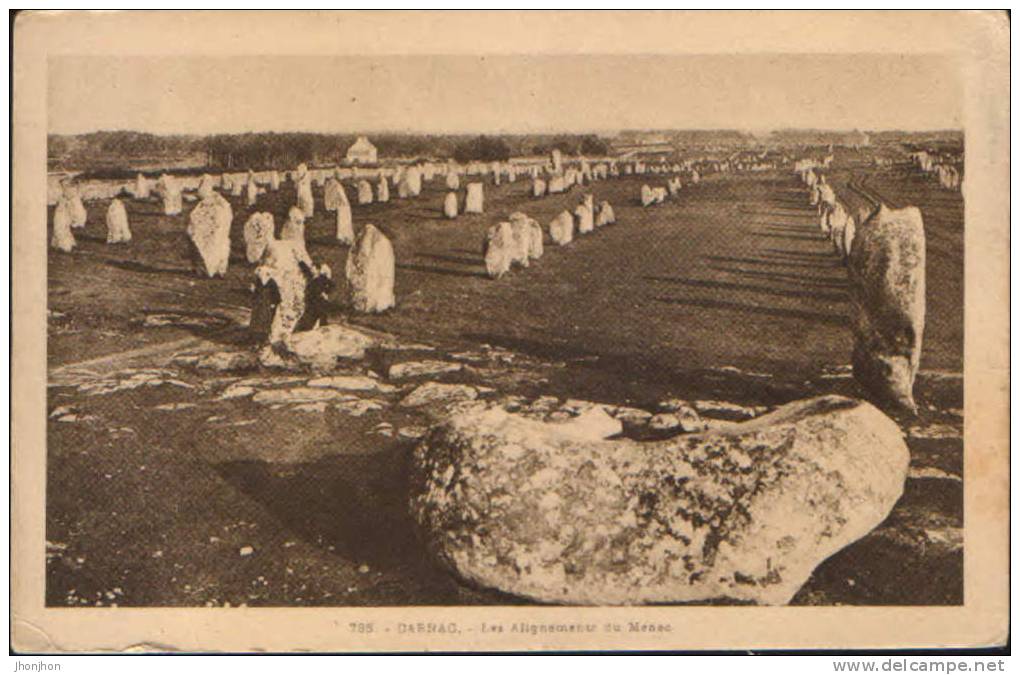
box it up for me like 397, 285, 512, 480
397, 263, 488, 279
706, 255, 842, 271
418, 252, 483, 267
709, 265, 849, 290
102, 257, 196, 279
645, 276, 849, 304
653, 296, 847, 327
214, 451, 530, 605
751, 232, 823, 242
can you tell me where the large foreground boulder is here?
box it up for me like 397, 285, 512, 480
409, 395, 908, 606
848, 205, 926, 413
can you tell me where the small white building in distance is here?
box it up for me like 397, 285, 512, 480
346, 136, 378, 164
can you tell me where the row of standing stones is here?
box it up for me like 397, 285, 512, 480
55, 158, 927, 606
406, 163, 927, 605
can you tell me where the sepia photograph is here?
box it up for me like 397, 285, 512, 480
11, 10, 1009, 653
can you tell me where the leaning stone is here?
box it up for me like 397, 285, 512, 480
409, 395, 909, 605
848, 205, 926, 413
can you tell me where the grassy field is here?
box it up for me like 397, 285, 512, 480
45, 163, 964, 607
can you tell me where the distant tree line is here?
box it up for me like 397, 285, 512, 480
48, 130, 617, 172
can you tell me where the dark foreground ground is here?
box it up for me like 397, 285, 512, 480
45, 165, 963, 607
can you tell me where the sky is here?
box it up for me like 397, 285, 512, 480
48, 54, 963, 136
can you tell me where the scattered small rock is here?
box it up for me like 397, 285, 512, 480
400, 382, 481, 408
387, 360, 463, 380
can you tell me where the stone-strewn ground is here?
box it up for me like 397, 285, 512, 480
46, 157, 963, 606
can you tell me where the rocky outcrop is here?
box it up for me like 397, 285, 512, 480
409, 395, 909, 605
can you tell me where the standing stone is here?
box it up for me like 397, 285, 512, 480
843, 215, 857, 258
159, 174, 182, 216
246, 172, 258, 207
829, 203, 849, 258
596, 201, 616, 227
295, 164, 314, 218
550, 148, 563, 174
105, 198, 131, 244
527, 220, 544, 260
243, 212, 275, 263
574, 204, 594, 235
357, 180, 374, 206
509, 213, 542, 261
187, 193, 232, 277
446, 171, 460, 191
256, 238, 313, 344
62, 183, 87, 228
280, 206, 310, 262
848, 205, 926, 413
483, 222, 514, 279
549, 210, 574, 246
323, 178, 344, 212
465, 182, 484, 214
443, 191, 459, 219
532, 178, 547, 198
50, 200, 76, 252
345, 224, 395, 313
231, 174, 245, 197
406, 167, 422, 196
548, 175, 566, 194
197, 174, 217, 200
336, 201, 355, 246
134, 174, 150, 199
376, 176, 390, 203
641, 184, 655, 207
507, 214, 533, 268
409, 395, 909, 606
269, 170, 281, 192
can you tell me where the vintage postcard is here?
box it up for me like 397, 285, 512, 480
11, 10, 1009, 652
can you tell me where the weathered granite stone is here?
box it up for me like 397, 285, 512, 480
409, 395, 909, 605
848, 205, 926, 413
